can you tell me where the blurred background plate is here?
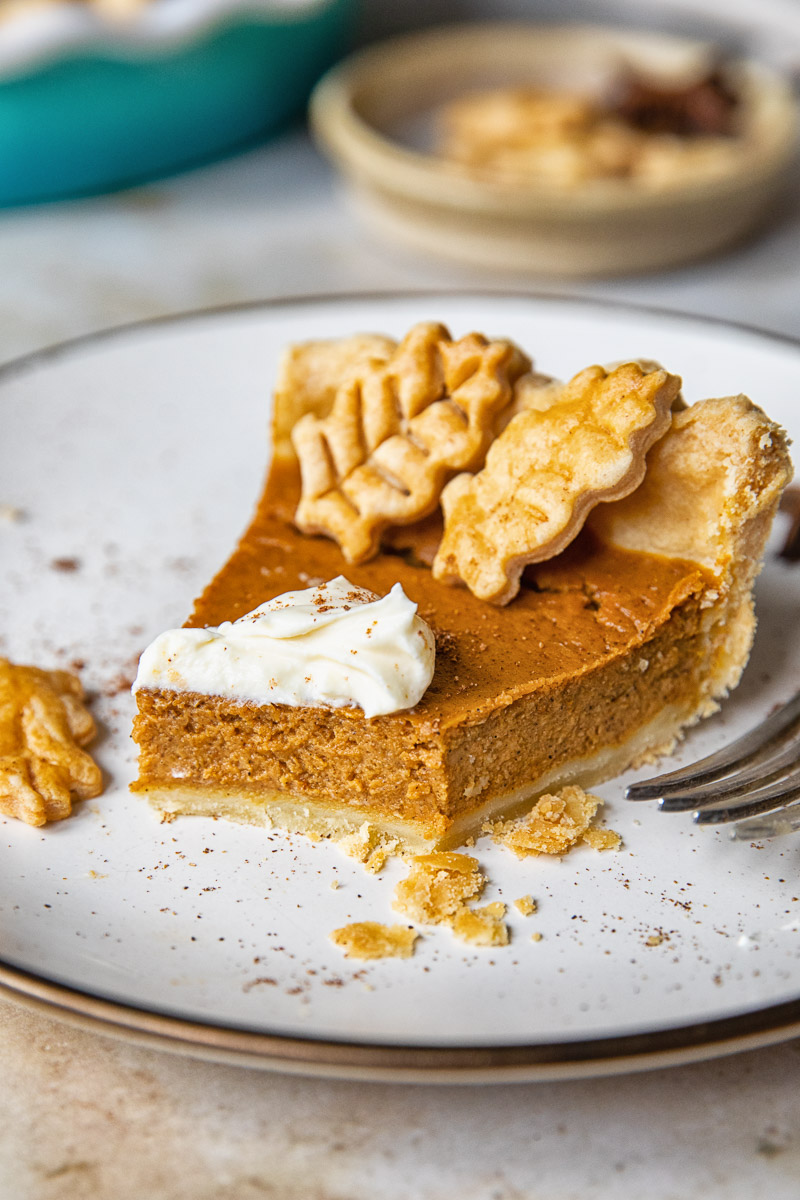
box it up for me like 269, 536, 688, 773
311, 23, 798, 277
0, 0, 354, 206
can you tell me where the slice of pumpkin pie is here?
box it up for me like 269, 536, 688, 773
130, 324, 791, 850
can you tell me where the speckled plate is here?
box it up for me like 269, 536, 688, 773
2, 293, 800, 1083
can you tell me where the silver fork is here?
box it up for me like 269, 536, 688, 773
625, 690, 800, 839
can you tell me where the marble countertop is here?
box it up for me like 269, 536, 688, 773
3, 127, 800, 1198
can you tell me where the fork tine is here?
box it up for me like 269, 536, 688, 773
660, 762, 800, 814
625, 690, 800, 801
730, 800, 800, 840
660, 791, 719, 813
693, 774, 800, 825
657, 739, 800, 810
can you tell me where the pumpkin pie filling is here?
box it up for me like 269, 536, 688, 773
131, 462, 755, 848
131, 331, 791, 850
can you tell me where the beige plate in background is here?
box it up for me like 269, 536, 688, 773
310, 24, 798, 277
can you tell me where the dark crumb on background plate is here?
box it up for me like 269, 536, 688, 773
779, 487, 800, 561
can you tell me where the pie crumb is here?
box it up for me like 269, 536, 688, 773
531, 931, 543, 942
582, 826, 622, 851
452, 901, 509, 947
393, 853, 510, 946
329, 921, 419, 959
513, 894, 537, 916
330, 879, 340, 890
338, 822, 400, 874
486, 786, 618, 857
393, 852, 484, 924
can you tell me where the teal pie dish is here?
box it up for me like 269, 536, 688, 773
0, 0, 354, 206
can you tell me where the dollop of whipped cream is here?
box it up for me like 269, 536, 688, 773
133, 576, 435, 719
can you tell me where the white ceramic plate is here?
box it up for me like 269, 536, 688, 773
3, 293, 800, 1082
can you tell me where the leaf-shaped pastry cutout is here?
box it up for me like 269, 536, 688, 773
291, 322, 531, 563
432, 362, 680, 605
0, 658, 102, 826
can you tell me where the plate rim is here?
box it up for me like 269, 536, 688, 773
3, 960, 800, 1083
3, 288, 800, 386
4, 287, 800, 1082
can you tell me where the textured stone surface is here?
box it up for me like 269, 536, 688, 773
2, 1001, 800, 1200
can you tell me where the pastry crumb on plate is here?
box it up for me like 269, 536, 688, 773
330, 921, 419, 960
487, 786, 620, 857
